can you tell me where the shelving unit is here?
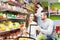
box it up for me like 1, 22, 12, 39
0, 28, 20, 35
0, 0, 23, 6
0, 2, 28, 13
0, 0, 29, 40
6, 0, 23, 6
0, 11, 28, 39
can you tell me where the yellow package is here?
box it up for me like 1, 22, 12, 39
0, 24, 6, 31
19, 38, 28, 40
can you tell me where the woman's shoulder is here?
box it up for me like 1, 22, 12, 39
30, 21, 37, 24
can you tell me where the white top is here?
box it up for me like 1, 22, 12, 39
27, 21, 39, 38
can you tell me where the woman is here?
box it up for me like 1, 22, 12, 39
26, 14, 40, 39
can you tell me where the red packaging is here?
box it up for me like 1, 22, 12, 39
56, 26, 60, 33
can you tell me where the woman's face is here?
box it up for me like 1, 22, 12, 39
30, 14, 34, 21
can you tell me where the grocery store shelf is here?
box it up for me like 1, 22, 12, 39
3, 0, 22, 6
0, 18, 7, 21
0, 28, 20, 36
17, 36, 36, 40
0, 18, 26, 21
8, 18, 25, 19
5, 11, 29, 15
8, 18, 26, 21
0, 2, 28, 13
8, 1, 22, 6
